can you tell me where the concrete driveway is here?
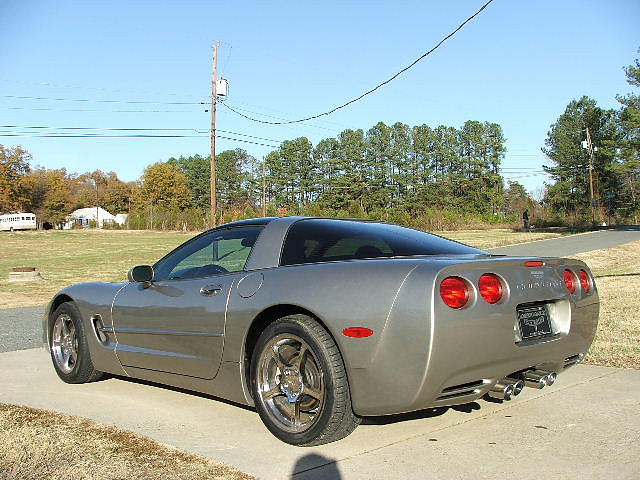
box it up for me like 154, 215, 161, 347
1, 348, 638, 479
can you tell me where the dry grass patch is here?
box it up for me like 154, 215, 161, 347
0, 403, 256, 480
572, 240, 640, 369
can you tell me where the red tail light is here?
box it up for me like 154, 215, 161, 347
579, 269, 591, 293
342, 327, 374, 338
440, 276, 469, 309
563, 269, 577, 294
478, 273, 503, 304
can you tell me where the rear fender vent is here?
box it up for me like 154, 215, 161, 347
437, 380, 487, 400
563, 353, 584, 368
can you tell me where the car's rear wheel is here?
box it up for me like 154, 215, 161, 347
250, 314, 360, 446
49, 302, 103, 383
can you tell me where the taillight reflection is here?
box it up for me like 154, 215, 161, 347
563, 269, 577, 294
440, 276, 469, 309
478, 273, 503, 304
579, 269, 591, 293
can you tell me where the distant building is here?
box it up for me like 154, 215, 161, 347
114, 213, 129, 226
64, 207, 127, 229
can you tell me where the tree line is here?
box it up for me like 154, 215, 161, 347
543, 50, 640, 224
1, 118, 535, 231
1, 51, 637, 230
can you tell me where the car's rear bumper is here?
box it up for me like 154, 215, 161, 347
347, 261, 599, 416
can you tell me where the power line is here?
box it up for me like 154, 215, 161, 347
500, 167, 541, 170
216, 134, 279, 148
0, 131, 279, 148
221, 0, 496, 125
0, 78, 209, 99
0, 124, 284, 143
1, 94, 206, 105
221, 99, 352, 130
217, 129, 283, 143
4, 106, 200, 113
0, 133, 194, 138
0, 124, 195, 131
220, 103, 340, 133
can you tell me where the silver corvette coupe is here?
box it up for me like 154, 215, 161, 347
44, 217, 599, 445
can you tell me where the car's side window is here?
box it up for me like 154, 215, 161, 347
153, 226, 263, 281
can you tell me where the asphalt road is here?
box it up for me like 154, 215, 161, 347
0, 305, 43, 353
489, 225, 640, 257
1, 227, 638, 354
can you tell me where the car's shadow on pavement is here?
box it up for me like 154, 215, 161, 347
361, 402, 481, 425
108, 374, 489, 427
109, 374, 257, 413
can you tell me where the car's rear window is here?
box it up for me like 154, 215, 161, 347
280, 219, 484, 266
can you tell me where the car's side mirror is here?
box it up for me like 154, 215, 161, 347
128, 265, 154, 286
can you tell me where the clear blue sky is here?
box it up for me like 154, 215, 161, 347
1, 0, 638, 197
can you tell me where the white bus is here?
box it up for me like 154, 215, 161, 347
0, 213, 37, 231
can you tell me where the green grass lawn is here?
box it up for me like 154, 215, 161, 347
0, 227, 568, 309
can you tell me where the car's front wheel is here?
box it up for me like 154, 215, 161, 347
49, 302, 103, 383
250, 314, 360, 446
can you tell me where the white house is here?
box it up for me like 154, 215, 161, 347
64, 207, 127, 229
114, 213, 129, 226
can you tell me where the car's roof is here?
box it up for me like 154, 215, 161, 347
217, 217, 380, 229
216, 217, 279, 228
219, 216, 380, 228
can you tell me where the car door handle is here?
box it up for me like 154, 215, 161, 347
200, 284, 223, 296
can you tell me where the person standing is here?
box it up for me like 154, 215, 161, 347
523, 209, 529, 229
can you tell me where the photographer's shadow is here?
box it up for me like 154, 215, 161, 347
289, 453, 342, 480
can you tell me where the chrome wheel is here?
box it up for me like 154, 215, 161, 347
51, 313, 78, 374
256, 333, 325, 433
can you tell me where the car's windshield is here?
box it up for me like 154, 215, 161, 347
280, 219, 484, 266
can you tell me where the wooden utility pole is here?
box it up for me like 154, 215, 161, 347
210, 41, 220, 226
584, 127, 597, 226
262, 158, 267, 216
95, 180, 99, 228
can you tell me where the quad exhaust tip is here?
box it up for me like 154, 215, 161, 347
488, 371, 556, 400
523, 370, 557, 389
488, 379, 525, 401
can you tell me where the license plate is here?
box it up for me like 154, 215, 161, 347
517, 303, 553, 340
